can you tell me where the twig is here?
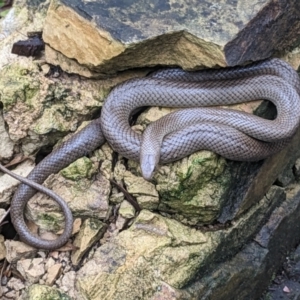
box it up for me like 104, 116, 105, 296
110, 179, 141, 212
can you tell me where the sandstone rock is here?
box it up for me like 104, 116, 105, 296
43, 0, 300, 77
118, 200, 136, 219
295, 158, 300, 179
76, 187, 283, 300
0, 235, 6, 261
57, 271, 76, 299
0, 114, 14, 160
2, 1, 300, 299
7, 277, 25, 291
185, 184, 300, 299
0, 208, 6, 220
22, 284, 71, 300
17, 258, 46, 284
115, 215, 128, 232
72, 218, 82, 235
71, 218, 107, 266
4, 290, 17, 299
45, 257, 56, 271
60, 157, 96, 181
155, 151, 229, 224
123, 170, 159, 209
5, 240, 38, 264
45, 263, 62, 285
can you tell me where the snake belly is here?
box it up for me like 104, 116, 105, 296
4, 58, 300, 250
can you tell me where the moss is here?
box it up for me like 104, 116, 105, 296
0, 64, 40, 110
37, 212, 64, 232
26, 284, 71, 300
60, 157, 96, 181
157, 151, 232, 222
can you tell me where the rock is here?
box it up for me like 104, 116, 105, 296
0, 235, 6, 261
0, 160, 35, 206
0, 114, 14, 160
123, 170, 159, 209
115, 215, 128, 232
72, 218, 82, 235
293, 243, 300, 262
109, 190, 125, 205
40, 63, 51, 75
0, 208, 6, 220
119, 200, 136, 219
43, 0, 300, 76
17, 258, 46, 284
5, 240, 38, 264
60, 157, 97, 181
71, 218, 107, 266
45, 263, 62, 286
294, 158, 300, 179
76, 185, 284, 300
22, 284, 71, 300
185, 184, 300, 299
155, 150, 229, 224
4, 290, 18, 299
45, 257, 56, 271
7, 277, 25, 291
57, 271, 76, 299
282, 46, 300, 70
276, 164, 295, 187
26, 149, 110, 232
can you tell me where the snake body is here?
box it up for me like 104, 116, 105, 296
1, 58, 299, 249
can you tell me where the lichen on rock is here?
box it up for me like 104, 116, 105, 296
60, 157, 96, 181
155, 150, 230, 224
22, 284, 71, 300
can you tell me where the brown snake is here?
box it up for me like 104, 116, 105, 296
0, 58, 299, 250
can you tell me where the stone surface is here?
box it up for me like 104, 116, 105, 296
5, 240, 38, 264
17, 258, 46, 284
0, 114, 14, 160
123, 170, 159, 210
2, 1, 300, 299
185, 184, 300, 300
76, 185, 283, 300
22, 284, 71, 300
43, 0, 300, 76
0, 235, 6, 261
45, 263, 62, 285
7, 277, 25, 291
71, 218, 107, 265
57, 271, 76, 299
119, 200, 136, 219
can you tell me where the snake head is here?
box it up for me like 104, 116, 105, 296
140, 154, 157, 181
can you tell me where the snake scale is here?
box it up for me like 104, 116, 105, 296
0, 58, 299, 250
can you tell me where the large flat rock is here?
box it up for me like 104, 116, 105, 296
43, 0, 300, 76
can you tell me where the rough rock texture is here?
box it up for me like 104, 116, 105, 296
1, 1, 300, 300
75, 184, 286, 299
71, 218, 107, 266
21, 284, 71, 300
17, 258, 46, 284
185, 184, 300, 299
5, 240, 38, 264
43, 0, 300, 77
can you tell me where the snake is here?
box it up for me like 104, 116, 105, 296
0, 58, 299, 250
